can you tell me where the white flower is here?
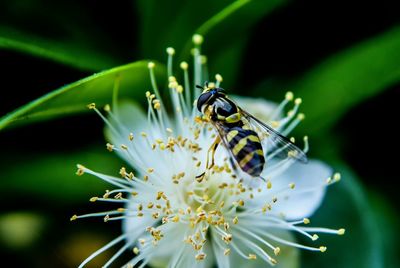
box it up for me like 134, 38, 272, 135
72, 35, 344, 268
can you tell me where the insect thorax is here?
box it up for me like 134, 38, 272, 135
209, 97, 242, 124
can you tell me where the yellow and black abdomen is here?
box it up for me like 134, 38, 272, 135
226, 126, 265, 177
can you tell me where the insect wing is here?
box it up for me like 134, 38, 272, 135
240, 109, 308, 163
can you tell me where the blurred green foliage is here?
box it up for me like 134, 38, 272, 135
0, 0, 398, 267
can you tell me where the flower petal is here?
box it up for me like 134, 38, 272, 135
269, 160, 332, 220
232, 95, 279, 122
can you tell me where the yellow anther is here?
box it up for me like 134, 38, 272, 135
215, 74, 223, 82
270, 258, 278, 264
274, 247, 281, 256
106, 143, 114, 152
87, 103, 96, 109
117, 208, 125, 212
200, 55, 207, 64
148, 62, 155, 69
272, 197, 278, 203
289, 183, 296, 189
103, 104, 111, 112
172, 215, 180, 222
192, 34, 204, 45
139, 238, 146, 245
90, 197, 98, 202
207, 82, 215, 89
104, 215, 110, 222
147, 168, 154, 173
312, 234, 319, 241
76, 164, 85, 176
121, 144, 128, 150
333, 172, 341, 182
129, 133, 134, 141
303, 218, 310, 224
133, 247, 140, 254
248, 254, 257, 260
238, 199, 244, 206
233, 216, 238, 224
166, 47, 175, 55
285, 91, 294, 101
180, 61, 188, 69
295, 98, 302, 105
177, 85, 183, 93
146, 91, 151, 98
195, 252, 206, 261
338, 228, 346, 235
266, 180, 272, 189
297, 113, 305, 120
224, 248, 231, 255
70, 215, 77, 221
290, 137, 295, 143
131, 191, 138, 196
319, 246, 327, 252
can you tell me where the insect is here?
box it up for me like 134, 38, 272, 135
195, 84, 307, 181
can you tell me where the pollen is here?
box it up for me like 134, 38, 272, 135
312, 234, 319, 241
303, 218, 310, 224
215, 74, 223, 82
133, 247, 140, 254
319, 246, 327, 252
274, 247, 281, 256
70, 215, 77, 221
106, 143, 114, 152
338, 228, 346, 235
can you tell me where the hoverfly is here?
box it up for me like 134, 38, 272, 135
195, 84, 307, 180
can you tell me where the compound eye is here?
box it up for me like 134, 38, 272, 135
197, 92, 212, 112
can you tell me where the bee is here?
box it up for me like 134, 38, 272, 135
196, 84, 307, 180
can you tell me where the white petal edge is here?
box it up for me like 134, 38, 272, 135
268, 159, 332, 220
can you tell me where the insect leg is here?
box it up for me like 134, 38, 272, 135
207, 136, 221, 169
196, 136, 221, 181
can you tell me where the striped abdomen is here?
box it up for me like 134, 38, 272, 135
226, 126, 265, 177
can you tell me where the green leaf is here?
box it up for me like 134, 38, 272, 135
137, 0, 286, 88
301, 162, 384, 268
0, 27, 120, 71
0, 61, 166, 130
289, 26, 400, 135
0, 146, 122, 204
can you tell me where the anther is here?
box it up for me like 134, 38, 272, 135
295, 98, 302, 105
87, 103, 96, 109
303, 218, 310, 224
70, 215, 77, 221
248, 254, 257, 260
338, 228, 346, 235
180, 61, 188, 70
90, 197, 98, 202
285, 91, 294, 101
319, 246, 327, 252
133, 247, 140, 254
312, 234, 319, 241
106, 143, 114, 152
166, 47, 175, 55
192, 34, 204, 45
215, 74, 223, 82
148, 62, 155, 69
